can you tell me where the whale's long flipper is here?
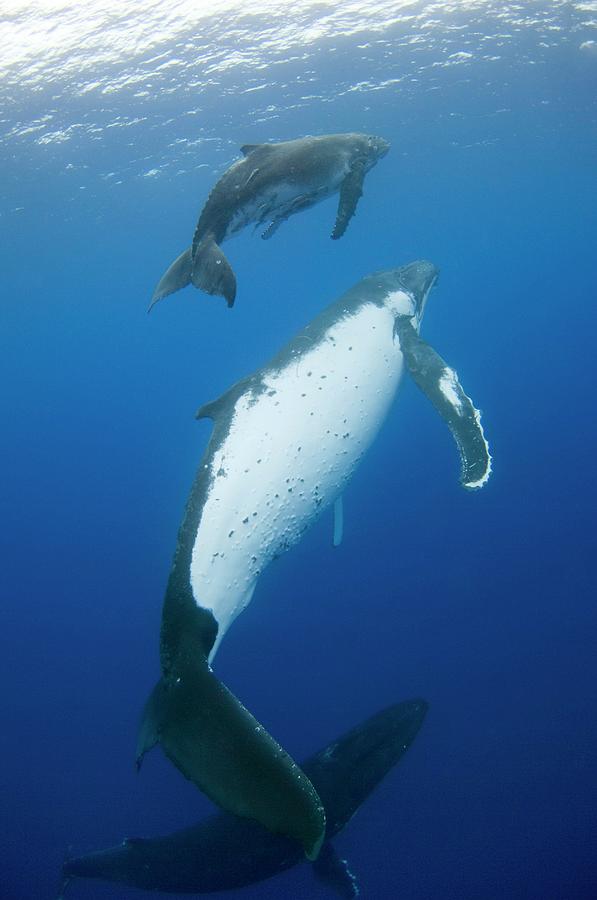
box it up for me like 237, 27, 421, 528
331, 160, 366, 240
137, 603, 325, 861
191, 235, 237, 307
394, 315, 492, 489
148, 247, 193, 312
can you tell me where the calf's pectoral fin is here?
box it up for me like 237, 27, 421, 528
394, 315, 492, 490
331, 161, 366, 240
148, 247, 193, 312
191, 236, 237, 307
137, 603, 326, 860
260, 195, 314, 240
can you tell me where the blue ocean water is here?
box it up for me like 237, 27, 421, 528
1, 2, 596, 898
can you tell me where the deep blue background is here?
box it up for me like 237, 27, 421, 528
1, 8, 597, 899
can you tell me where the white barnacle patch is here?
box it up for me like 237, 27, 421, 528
439, 367, 464, 415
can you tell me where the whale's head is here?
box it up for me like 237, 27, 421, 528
376, 259, 439, 324
347, 133, 390, 169
364, 134, 390, 169
397, 259, 439, 319
365, 133, 390, 164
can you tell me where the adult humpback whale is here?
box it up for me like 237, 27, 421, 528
61, 699, 428, 897
149, 132, 389, 310
137, 260, 491, 858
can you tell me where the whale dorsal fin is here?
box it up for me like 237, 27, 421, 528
196, 396, 227, 421
196, 377, 261, 423
394, 315, 492, 489
240, 143, 267, 157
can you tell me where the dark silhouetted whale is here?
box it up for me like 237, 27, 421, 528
61, 699, 428, 897
137, 260, 491, 859
149, 132, 389, 310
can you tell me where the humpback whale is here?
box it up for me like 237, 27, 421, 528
149, 132, 389, 310
61, 699, 428, 897
137, 260, 491, 858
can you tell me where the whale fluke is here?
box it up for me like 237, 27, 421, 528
313, 842, 359, 898
191, 235, 237, 307
137, 603, 325, 860
394, 315, 492, 489
148, 247, 193, 313
62, 699, 428, 895
56, 875, 72, 899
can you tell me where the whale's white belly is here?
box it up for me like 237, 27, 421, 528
190, 299, 408, 658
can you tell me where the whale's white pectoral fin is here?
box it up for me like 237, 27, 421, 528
394, 315, 492, 490
333, 496, 344, 547
332, 161, 366, 240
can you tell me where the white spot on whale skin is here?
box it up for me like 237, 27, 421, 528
439, 367, 464, 414
385, 289, 415, 317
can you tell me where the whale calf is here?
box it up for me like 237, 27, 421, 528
149, 132, 389, 310
137, 260, 491, 858
61, 699, 427, 897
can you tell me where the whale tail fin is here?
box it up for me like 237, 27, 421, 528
191, 235, 237, 307
136, 605, 325, 861
148, 247, 193, 312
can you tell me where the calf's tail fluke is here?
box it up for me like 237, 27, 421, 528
136, 604, 325, 861
148, 238, 237, 311
191, 235, 237, 307
148, 247, 193, 312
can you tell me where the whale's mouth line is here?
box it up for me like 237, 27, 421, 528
394, 266, 439, 319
